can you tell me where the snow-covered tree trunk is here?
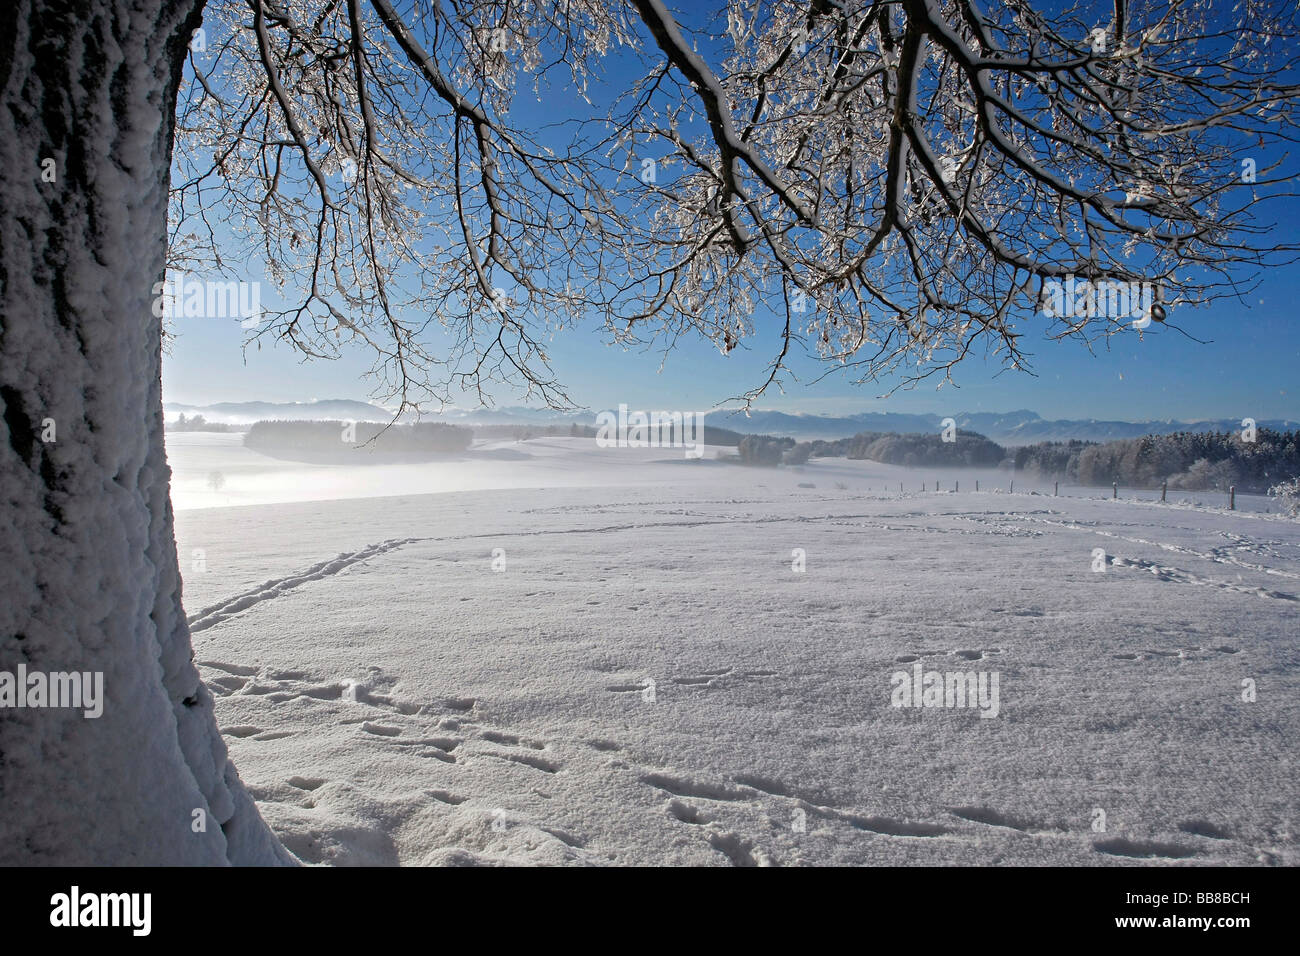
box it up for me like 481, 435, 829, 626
0, 0, 290, 864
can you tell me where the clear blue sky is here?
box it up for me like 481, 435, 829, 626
163, 3, 1300, 424
161, 267, 1300, 421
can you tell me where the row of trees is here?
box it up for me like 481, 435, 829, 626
736, 435, 803, 466
1063, 430, 1300, 494
737, 429, 1003, 469
1012, 440, 1098, 479
169, 413, 239, 432
469, 423, 601, 441
469, 421, 747, 445
743, 427, 1300, 496
809, 430, 1006, 468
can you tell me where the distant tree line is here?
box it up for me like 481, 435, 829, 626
736, 435, 801, 466
1010, 439, 1096, 479
471, 421, 747, 446
803, 430, 1006, 468
1030, 429, 1300, 494
471, 422, 600, 441
849, 430, 1003, 468
736, 429, 1002, 468
168, 413, 240, 432
734, 426, 1300, 495
245, 420, 472, 463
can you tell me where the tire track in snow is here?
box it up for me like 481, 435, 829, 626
187, 537, 422, 633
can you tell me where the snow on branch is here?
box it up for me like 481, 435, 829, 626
171, 0, 1300, 410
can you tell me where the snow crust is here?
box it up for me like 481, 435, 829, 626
171, 437, 1298, 865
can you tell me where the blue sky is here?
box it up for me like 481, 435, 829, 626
161, 264, 1300, 421
163, 2, 1300, 424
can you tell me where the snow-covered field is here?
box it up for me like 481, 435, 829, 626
168, 433, 1299, 866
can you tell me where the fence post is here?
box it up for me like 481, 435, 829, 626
1230, 486, 1236, 510
1113, 482, 1118, 500
976, 480, 979, 492
1054, 481, 1058, 496
1162, 480, 1167, 503
1010, 480, 1014, 493
955, 481, 959, 493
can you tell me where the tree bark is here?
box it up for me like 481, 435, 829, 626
0, 0, 290, 864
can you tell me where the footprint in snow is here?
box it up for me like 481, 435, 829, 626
481, 730, 546, 750
221, 725, 262, 738
1178, 819, 1233, 840
667, 800, 709, 825
1093, 837, 1199, 860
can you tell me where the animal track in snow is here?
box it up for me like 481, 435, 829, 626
640, 772, 749, 802
732, 773, 796, 798
480, 750, 562, 774
1105, 555, 1299, 601
200, 661, 259, 677
187, 537, 421, 632
670, 671, 733, 686
707, 830, 763, 866
208, 675, 249, 693
1093, 837, 1199, 860
948, 806, 1046, 833
1179, 819, 1233, 840
644, 764, 951, 843
1112, 645, 1239, 663
667, 800, 709, 825
840, 814, 949, 838
427, 790, 466, 805
221, 724, 263, 738
482, 730, 545, 750
605, 682, 649, 694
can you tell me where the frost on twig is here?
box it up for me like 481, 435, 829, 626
172, 0, 1300, 412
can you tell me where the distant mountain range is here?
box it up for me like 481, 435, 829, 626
712, 409, 1300, 444
164, 400, 1297, 445
166, 399, 394, 424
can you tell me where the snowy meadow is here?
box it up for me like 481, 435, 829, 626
168, 432, 1299, 866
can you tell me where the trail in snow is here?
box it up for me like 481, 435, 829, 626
187, 537, 422, 633
171, 443, 1299, 866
